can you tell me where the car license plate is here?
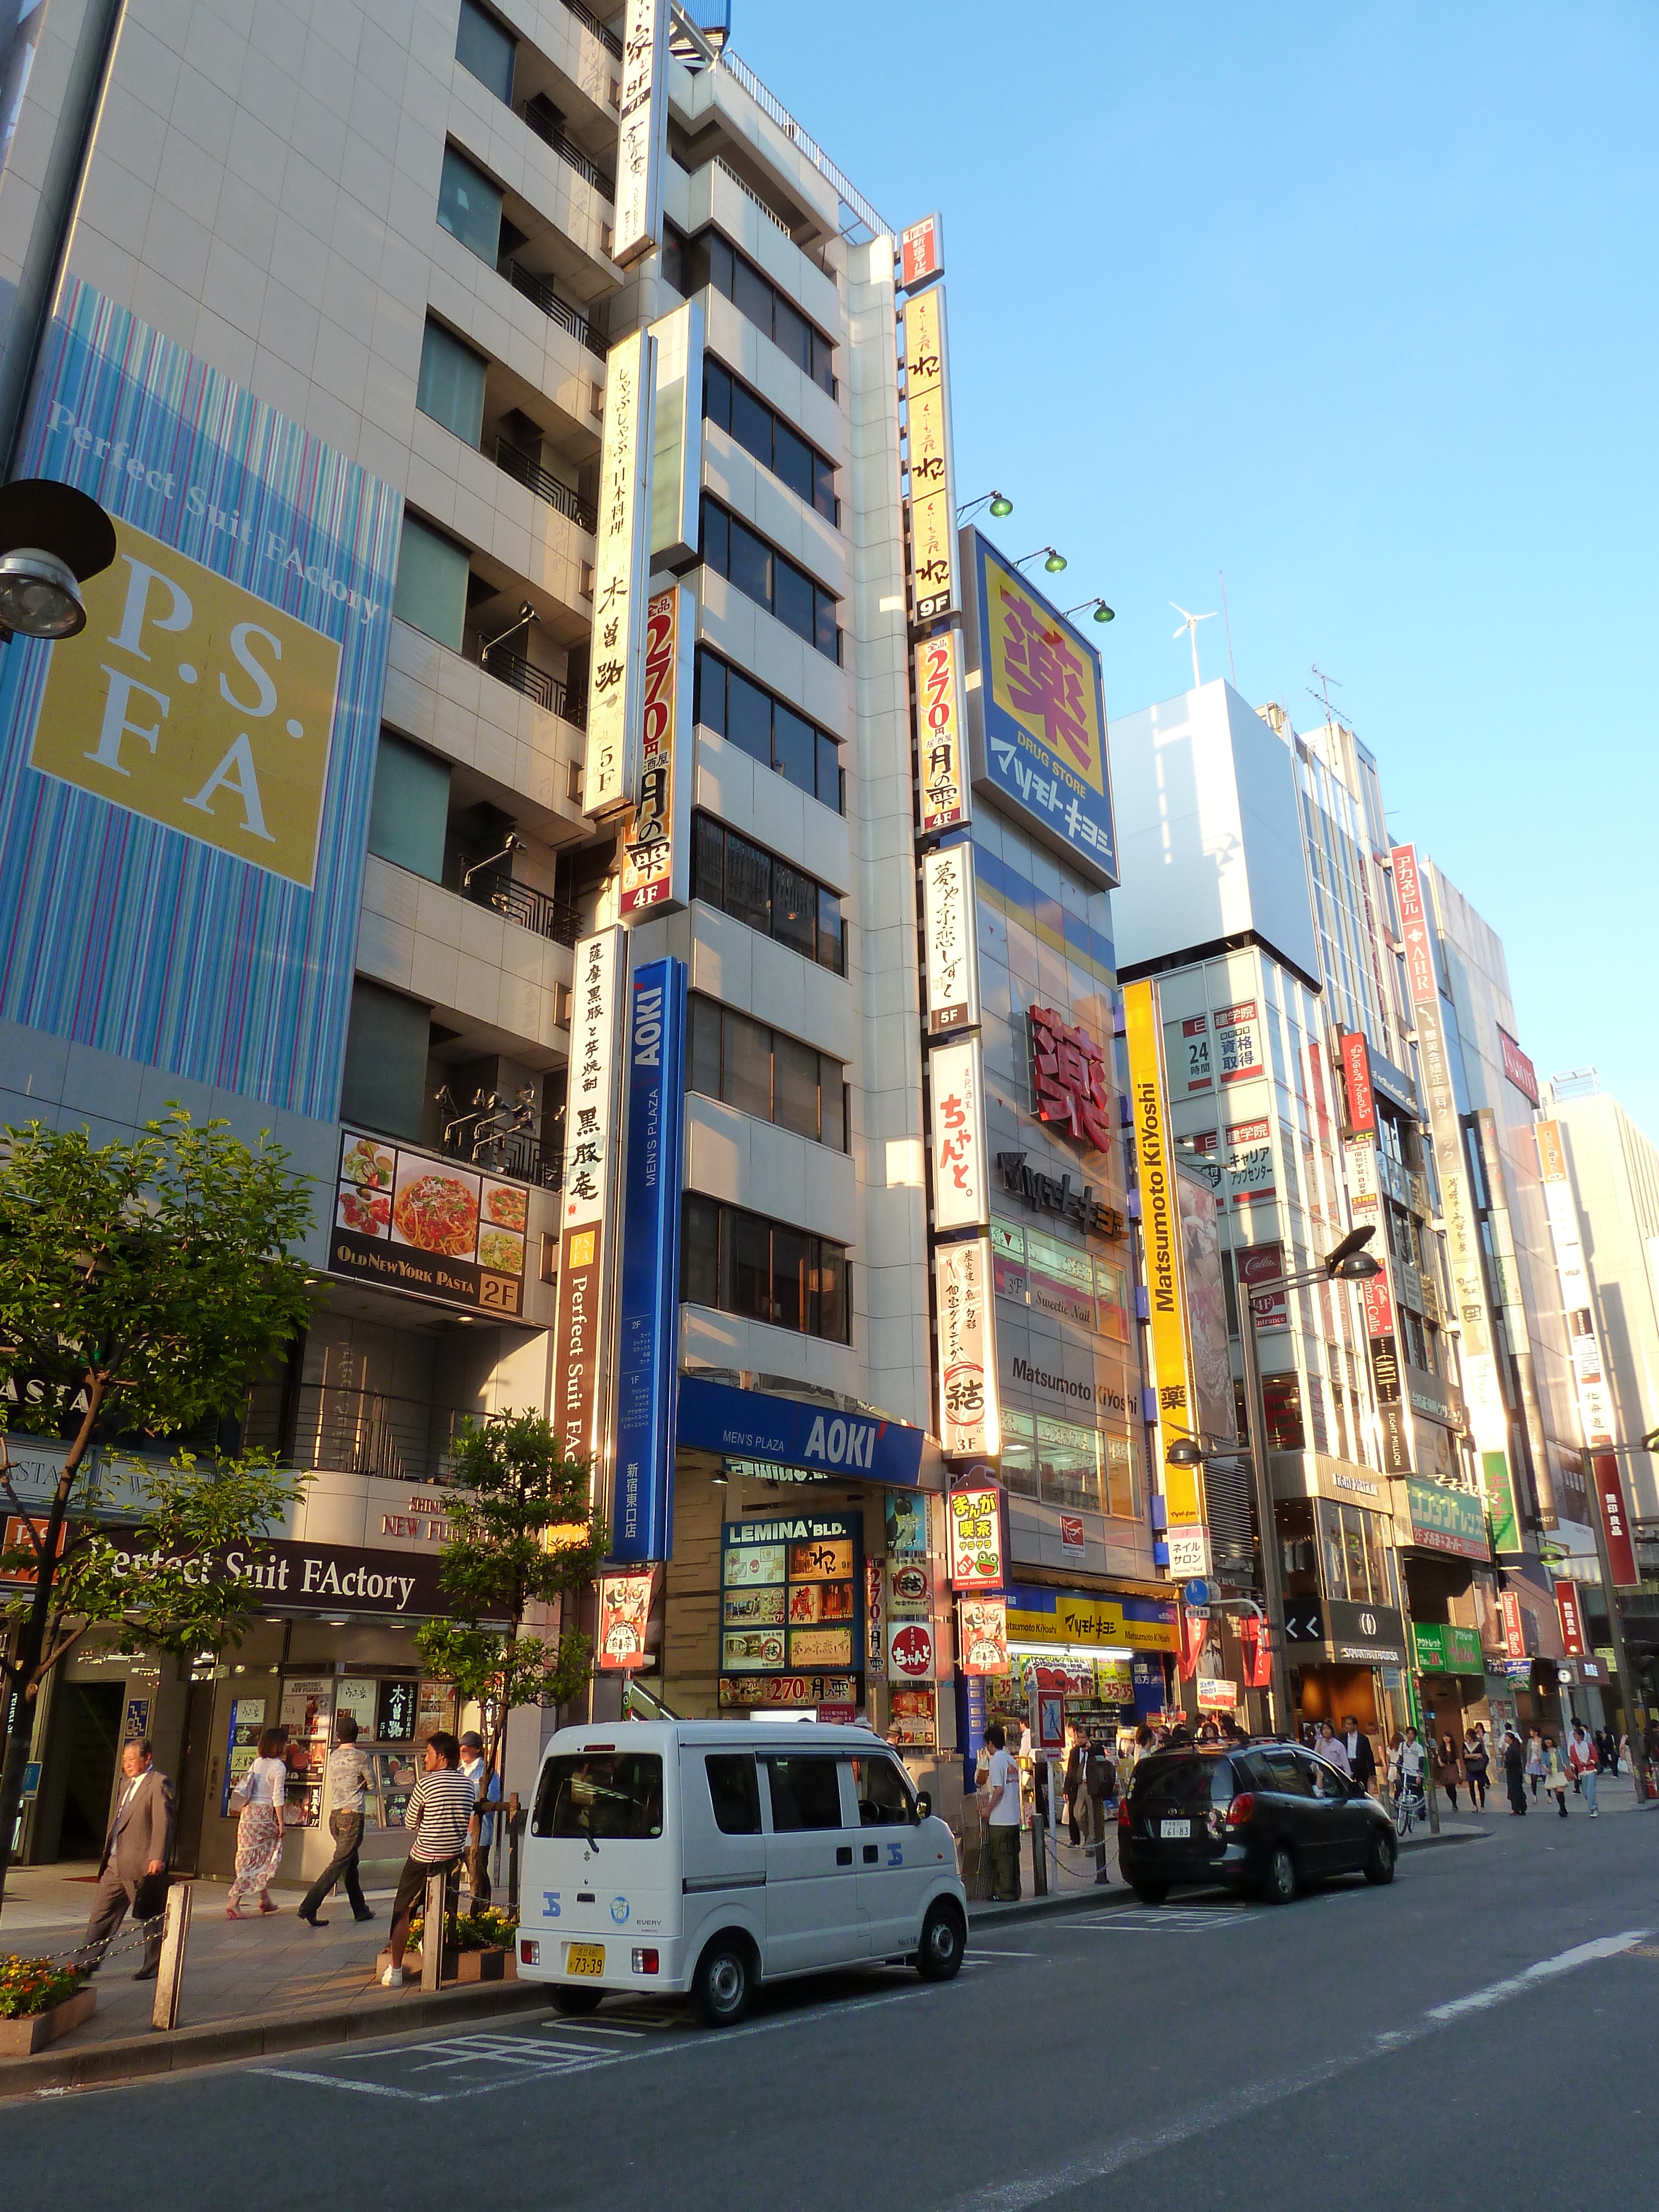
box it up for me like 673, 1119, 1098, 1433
1159, 1818, 1191, 1840
565, 1943, 606, 1977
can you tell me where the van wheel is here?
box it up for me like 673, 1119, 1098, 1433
548, 1985, 603, 2016
692, 1936, 754, 2028
1364, 1830, 1397, 1886
1262, 1845, 1298, 1905
916, 1900, 966, 1982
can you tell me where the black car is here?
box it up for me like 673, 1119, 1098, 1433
1117, 1742, 1396, 1905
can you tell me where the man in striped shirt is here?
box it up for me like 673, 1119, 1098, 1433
382, 1731, 479, 1988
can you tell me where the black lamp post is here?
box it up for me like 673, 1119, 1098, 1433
0, 478, 117, 639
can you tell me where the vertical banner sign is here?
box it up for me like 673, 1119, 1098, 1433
650, 298, 703, 566
1391, 843, 1516, 1541
928, 1035, 988, 1232
1498, 1028, 1540, 1105
1338, 1030, 1376, 1136
936, 1237, 998, 1458
596, 1571, 654, 1668
1590, 1455, 1639, 1585
915, 627, 969, 834
922, 841, 979, 1034
619, 585, 692, 917
586, 329, 656, 817
901, 277, 957, 622
900, 212, 943, 288
1123, 980, 1204, 1546
1553, 1579, 1587, 1659
1536, 1119, 1618, 1452
947, 1483, 1006, 1589
611, 956, 687, 1563
1361, 1261, 1412, 1475
553, 929, 625, 1469
1500, 1587, 1528, 1660
612, 0, 669, 269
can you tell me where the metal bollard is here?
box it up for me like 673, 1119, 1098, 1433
420, 1869, 447, 1992
151, 1882, 192, 2033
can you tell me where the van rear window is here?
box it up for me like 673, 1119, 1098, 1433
532, 1752, 664, 1840
706, 1752, 761, 1834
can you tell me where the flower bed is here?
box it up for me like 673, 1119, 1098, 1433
0, 1956, 96, 2056
406, 1905, 518, 1954
378, 1906, 520, 1986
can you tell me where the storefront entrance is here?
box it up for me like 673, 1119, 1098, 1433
35, 1681, 123, 1862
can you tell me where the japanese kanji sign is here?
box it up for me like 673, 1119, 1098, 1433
1029, 1004, 1113, 1152
915, 626, 969, 834
947, 1482, 1006, 1589
922, 841, 979, 1034
586, 329, 655, 818
901, 283, 956, 622
936, 1237, 998, 1459
613, 0, 668, 268
552, 927, 624, 1467
928, 1035, 988, 1231
962, 531, 1116, 888
900, 211, 943, 289
619, 586, 691, 917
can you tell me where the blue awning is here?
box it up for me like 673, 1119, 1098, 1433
677, 1375, 926, 1488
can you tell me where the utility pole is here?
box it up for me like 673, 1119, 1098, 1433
1238, 1284, 1294, 1736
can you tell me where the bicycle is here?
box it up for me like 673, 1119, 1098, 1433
1392, 1775, 1428, 1839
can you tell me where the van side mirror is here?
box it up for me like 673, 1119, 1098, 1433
915, 1792, 931, 1820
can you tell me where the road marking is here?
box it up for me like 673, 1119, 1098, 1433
947, 1928, 1651, 2212
259, 2069, 428, 2101
538, 2019, 650, 2037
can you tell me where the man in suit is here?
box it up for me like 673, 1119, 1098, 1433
81, 1738, 176, 1979
1062, 1726, 1089, 1848
1341, 1714, 1379, 1796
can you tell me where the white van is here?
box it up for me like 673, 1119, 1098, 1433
517, 1720, 968, 2026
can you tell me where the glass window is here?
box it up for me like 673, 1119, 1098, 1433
1103, 1432, 1138, 1519
771, 1221, 811, 1331
811, 328, 836, 395
816, 886, 844, 974
821, 1073, 845, 1153
724, 1008, 773, 1121
367, 732, 450, 883
340, 979, 430, 1142
392, 513, 469, 652
815, 1239, 847, 1343
661, 220, 688, 298
773, 703, 816, 792
1259, 1749, 1314, 1799
701, 498, 729, 577
1342, 1507, 1371, 1605
764, 1755, 844, 1831
725, 667, 773, 766
681, 1191, 721, 1308
692, 812, 724, 906
688, 990, 722, 1101
773, 1032, 820, 1140
770, 555, 813, 645
702, 357, 732, 432
724, 831, 773, 935
531, 1752, 664, 1840
773, 860, 817, 959
416, 318, 487, 445
852, 1756, 915, 1826
729, 1209, 771, 1323
733, 254, 773, 333
771, 294, 810, 373
730, 379, 774, 471
696, 649, 727, 735
816, 731, 841, 810
812, 452, 837, 522
706, 232, 734, 298
705, 1752, 760, 1836
1131, 1756, 1212, 1812
455, 0, 516, 102
1262, 1374, 1304, 1451
815, 586, 839, 661
772, 418, 813, 504
728, 515, 771, 609
1038, 1416, 1102, 1512
999, 1410, 1038, 1498
437, 143, 502, 264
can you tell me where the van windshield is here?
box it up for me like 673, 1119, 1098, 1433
532, 1752, 664, 1841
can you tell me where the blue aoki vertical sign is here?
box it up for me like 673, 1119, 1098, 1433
610, 955, 687, 1563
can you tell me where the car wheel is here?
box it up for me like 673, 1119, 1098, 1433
1364, 1829, 1397, 1886
548, 1985, 603, 2015
1132, 1885, 1168, 1906
692, 1935, 754, 2028
916, 1900, 966, 1982
1261, 1845, 1298, 1905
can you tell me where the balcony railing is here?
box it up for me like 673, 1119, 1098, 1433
477, 644, 585, 727
438, 1122, 565, 1190
507, 260, 606, 359
242, 1383, 480, 1489
565, 0, 620, 58
493, 436, 597, 532
460, 857, 582, 948
521, 96, 615, 201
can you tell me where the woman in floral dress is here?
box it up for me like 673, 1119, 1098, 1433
227, 1726, 290, 1918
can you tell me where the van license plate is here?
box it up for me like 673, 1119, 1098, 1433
566, 1943, 606, 1976
1159, 1818, 1191, 1839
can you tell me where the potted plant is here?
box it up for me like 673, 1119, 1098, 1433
0, 1955, 96, 2054
376, 1904, 519, 1986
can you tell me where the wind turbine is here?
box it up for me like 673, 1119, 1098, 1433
1170, 603, 1217, 689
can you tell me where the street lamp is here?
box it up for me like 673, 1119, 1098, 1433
956, 489, 1014, 523
0, 478, 117, 638
1014, 546, 1067, 575
1063, 597, 1115, 624
1235, 1225, 1381, 1738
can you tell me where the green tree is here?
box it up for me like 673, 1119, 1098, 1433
0, 1108, 314, 1910
414, 1411, 607, 1822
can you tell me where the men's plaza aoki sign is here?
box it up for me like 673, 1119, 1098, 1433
552, 930, 625, 1465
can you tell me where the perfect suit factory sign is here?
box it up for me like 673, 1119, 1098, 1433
0, 280, 399, 1119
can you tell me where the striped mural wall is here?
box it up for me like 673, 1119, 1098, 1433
0, 279, 402, 1121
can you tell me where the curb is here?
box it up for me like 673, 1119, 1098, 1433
0, 1975, 549, 2102
968, 1884, 1131, 1929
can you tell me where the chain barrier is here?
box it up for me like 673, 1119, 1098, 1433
2, 1908, 168, 1971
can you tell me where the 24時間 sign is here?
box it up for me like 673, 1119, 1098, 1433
330, 1130, 529, 1315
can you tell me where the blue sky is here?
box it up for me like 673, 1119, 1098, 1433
727, 3, 1658, 1120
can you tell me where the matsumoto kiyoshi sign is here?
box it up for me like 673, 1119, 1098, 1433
0, 281, 399, 1119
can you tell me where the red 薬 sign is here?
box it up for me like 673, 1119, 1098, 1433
1029, 1005, 1113, 1152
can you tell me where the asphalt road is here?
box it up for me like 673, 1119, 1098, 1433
9, 1799, 1656, 2212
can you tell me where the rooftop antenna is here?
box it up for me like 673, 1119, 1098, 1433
1308, 664, 1345, 729
1219, 570, 1237, 688
1171, 602, 1217, 688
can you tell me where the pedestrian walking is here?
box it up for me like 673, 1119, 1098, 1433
1542, 1735, 1569, 1818
299, 1713, 375, 1927
1595, 1726, 1615, 1774
383, 1731, 478, 1987
1341, 1715, 1378, 1794
1525, 1729, 1545, 1802
1436, 1734, 1462, 1812
982, 1723, 1022, 1903
1568, 1722, 1600, 1818
79, 1739, 175, 1979
458, 1730, 500, 1907
226, 1725, 290, 1918
1501, 1726, 1527, 1815
1314, 1721, 1352, 1778
1084, 1735, 1117, 1885
1462, 1724, 1490, 1811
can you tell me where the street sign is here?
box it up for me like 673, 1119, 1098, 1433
1183, 1578, 1215, 1608
1030, 1686, 1066, 1756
